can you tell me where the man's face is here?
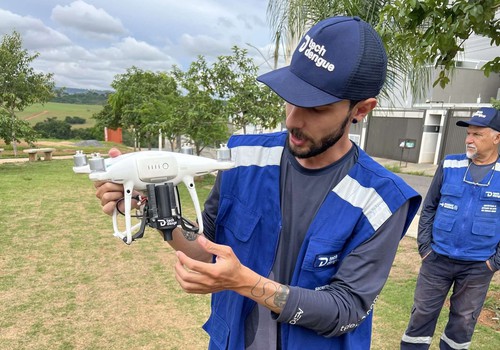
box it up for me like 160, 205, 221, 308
465, 125, 498, 160
285, 100, 353, 159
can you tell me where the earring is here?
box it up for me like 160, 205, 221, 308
352, 119, 358, 124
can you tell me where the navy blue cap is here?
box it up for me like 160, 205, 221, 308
456, 107, 500, 132
257, 16, 387, 108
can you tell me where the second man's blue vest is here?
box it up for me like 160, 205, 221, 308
432, 153, 500, 261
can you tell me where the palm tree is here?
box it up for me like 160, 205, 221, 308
267, 1, 500, 106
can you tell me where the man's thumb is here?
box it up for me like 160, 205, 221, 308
197, 235, 222, 256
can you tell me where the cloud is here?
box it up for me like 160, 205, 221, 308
95, 37, 179, 69
0, 9, 71, 50
236, 13, 266, 31
180, 33, 234, 58
33, 37, 180, 90
0, 0, 274, 90
51, 0, 126, 39
108, 37, 170, 60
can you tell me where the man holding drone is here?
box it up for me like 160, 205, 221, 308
95, 16, 421, 350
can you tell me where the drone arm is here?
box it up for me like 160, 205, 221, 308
182, 175, 204, 235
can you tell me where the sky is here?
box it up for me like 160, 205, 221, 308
0, 1, 497, 92
0, 0, 276, 91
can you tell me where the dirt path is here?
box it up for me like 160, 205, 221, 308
25, 110, 48, 120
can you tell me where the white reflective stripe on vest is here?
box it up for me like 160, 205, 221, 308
441, 332, 471, 349
443, 158, 468, 169
401, 333, 432, 344
231, 145, 284, 167
333, 175, 392, 231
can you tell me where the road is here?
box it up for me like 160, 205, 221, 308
395, 173, 435, 238
398, 173, 433, 214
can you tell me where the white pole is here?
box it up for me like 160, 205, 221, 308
158, 130, 163, 151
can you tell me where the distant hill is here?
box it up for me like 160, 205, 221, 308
51, 88, 112, 105
56, 87, 112, 95
17, 102, 103, 128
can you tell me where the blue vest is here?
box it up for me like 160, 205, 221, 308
203, 131, 420, 350
431, 154, 500, 261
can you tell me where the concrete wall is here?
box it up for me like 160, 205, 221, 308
364, 109, 424, 163
421, 67, 500, 105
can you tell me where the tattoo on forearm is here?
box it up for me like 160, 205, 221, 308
250, 277, 265, 297
273, 285, 289, 309
250, 277, 290, 309
181, 229, 199, 241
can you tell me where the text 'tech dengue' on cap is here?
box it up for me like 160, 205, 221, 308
456, 107, 500, 132
257, 16, 387, 108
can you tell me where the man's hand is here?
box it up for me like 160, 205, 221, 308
421, 250, 432, 260
95, 181, 128, 215
486, 260, 495, 272
174, 236, 246, 294
174, 236, 290, 314
93, 147, 141, 215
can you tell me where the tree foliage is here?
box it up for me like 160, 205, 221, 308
65, 116, 86, 125
33, 116, 103, 140
52, 90, 109, 105
0, 31, 55, 148
267, 0, 499, 102
107, 67, 179, 150
212, 46, 284, 134
379, 0, 500, 89
492, 98, 500, 109
266, 0, 408, 104
33, 117, 73, 139
172, 56, 229, 155
96, 48, 284, 154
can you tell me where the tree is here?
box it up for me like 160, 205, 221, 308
33, 117, 72, 139
94, 102, 119, 129
212, 46, 284, 133
267, 0, 410, 105
99, 51, 283, 153
106, 67, 179, 150
172, 57, 230, 155
379, 0, 499, 89
0, 31, 55, 154
267, 0, 499, 103
492, 98, 500, 109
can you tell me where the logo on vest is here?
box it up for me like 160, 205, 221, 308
439, 202, 458, 211
314, 253, 339, 268
485, 191, 500, 199
298, 35, 335, 71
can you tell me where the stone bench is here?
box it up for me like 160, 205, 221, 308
23, 148, 56, 161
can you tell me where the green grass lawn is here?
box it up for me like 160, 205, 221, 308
372, 237, 500, 349
0, 159, 211, 350
16, 102, 104, 129
0, 159, 498, 349
0, 139, 130, 160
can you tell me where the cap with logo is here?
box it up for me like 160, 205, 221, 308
257, 16, 387, 108
456, 107, 500, 132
